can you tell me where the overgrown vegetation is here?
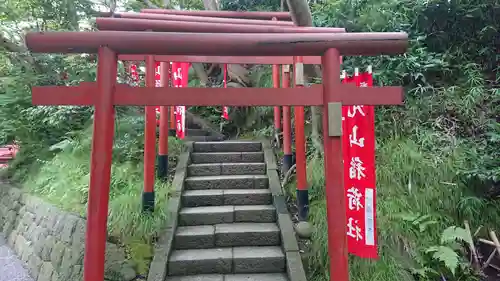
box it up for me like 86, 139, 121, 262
226, 0, 499, 280
0, 0, 186, 274
1, 0, 498, 280
301, 0, 498, 280
21, 115, 184, 274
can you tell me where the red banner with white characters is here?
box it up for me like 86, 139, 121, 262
155, 62, 161, 124
129, 64, 139, 85
222, 64, 229, 120
341, 67, 377, 258
171, 62, 190, 139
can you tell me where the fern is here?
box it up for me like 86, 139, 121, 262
425, 246, 460, 275
441, 226, 472, 245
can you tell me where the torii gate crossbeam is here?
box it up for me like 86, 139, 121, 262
140, 9, 293, 21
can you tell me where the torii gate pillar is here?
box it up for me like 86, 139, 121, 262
321, 48, 349, 279
84, 46, 117, 281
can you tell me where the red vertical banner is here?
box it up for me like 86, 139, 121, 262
222, 64, 229, 120
341, 66, 378, 258
129, 64, 139, 85
171, 62, 190, 139
155, 62, 161, 125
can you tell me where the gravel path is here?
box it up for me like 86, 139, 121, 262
0, 234, 33, 281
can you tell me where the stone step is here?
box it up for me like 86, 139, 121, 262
191, 152, 264, 164
193, 141, 262, 153
185, 135, 225, 142
188, 163, 266, 177
166, 273, 288, 281
166, 128, 210, 137
187, 129, 210, 136
174, 223, 280, 249
182, 189, 272, 207
168, 246, 285, 275
178, 205, 276, 226
185, 175, 268, 190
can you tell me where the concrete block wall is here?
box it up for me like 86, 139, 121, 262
0, 185, 136, 281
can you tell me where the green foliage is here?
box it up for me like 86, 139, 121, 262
189, 65, 277, 137
22, 114, 184, 275
311, 0, 499, 191
424, 246, 458, 276
301, 136, 497, 281
218, 1, 498, 279
440, 226, 472, 245
220, 0, 280, 12
397, 214, 474, 278
124, 0, 204, 11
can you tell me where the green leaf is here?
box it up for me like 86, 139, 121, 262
419, 219, 438, 232
441, 226, 472, 245
426, 246, 459, 275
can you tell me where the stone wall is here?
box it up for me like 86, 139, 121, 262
0, 185, 137, 281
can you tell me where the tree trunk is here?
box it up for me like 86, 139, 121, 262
192, 63, 210, 85
203, 0, 219, 10
286, 0, 324, 155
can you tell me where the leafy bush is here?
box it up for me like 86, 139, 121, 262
302, 137, 499, 281
22, 113, 184, 274
312, 0, 499, 193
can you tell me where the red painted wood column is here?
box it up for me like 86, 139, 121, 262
158, 61, 170, 180
169, 63, 175, 131
294, 56, 308, 221
143, 55, 157, 212
83, 46, 117, 281
272, 17, 281, 145
273, 64, 281, 144
321, 48, 349, 281
281, 65, 293, 174
170, 106, 175, 130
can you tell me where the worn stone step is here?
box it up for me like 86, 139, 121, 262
167, 128, 210, 137
233, 246, 286, 273
168, 248, 232, 275
168, 246, 285, 275
188, 163, 266, 176
191, 152, 264, 164
224, 273, 288, 281
193, 141, 262, 153
182, 189, 272, 207
185, 136, 225, 142
185, 175, 268, 190
174, 223, 280, 249
166, 273, 288, 281
178, 205, 276, 226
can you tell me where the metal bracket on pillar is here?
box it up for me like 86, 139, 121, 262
328, 102, 342, 137
294, 62, 304, 86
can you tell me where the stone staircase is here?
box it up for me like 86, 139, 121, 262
150, 140, 306, 281
162, 128, 225, 142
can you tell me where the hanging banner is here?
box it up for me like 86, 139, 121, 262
129, 64, 139, 85
341, 67, 378, 258
222, 64, 229, 120
171, 62, 190, 139
155, 62, 162, 125
154, 62, 161, 88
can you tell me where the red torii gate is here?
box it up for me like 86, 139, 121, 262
97, 11, 346, 214
25, 26, 407, 281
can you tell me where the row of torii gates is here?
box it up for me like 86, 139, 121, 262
25, 8, 407, 281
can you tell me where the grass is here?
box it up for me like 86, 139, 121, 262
20, 114, 184, 275
286, 133, 500, 281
